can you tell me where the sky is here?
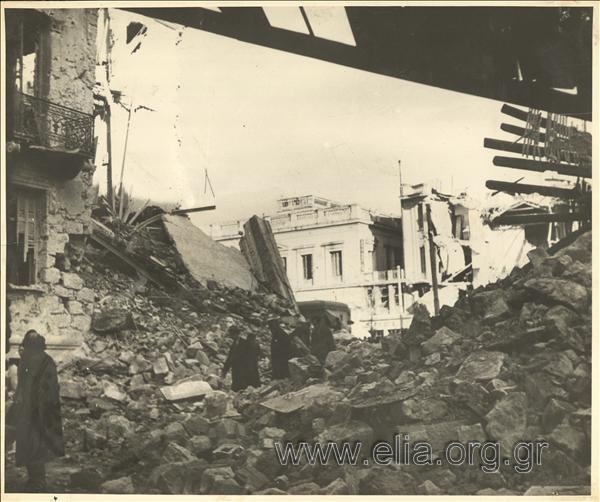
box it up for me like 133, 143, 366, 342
95, 7, 584, 232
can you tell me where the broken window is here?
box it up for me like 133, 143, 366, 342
366, 287, 374, 307
302, 253, 313, 280
419, 245, 427, 274
6, 10, 50, 143
380, 286, 389, 310
6, 11, 49, 99
330, 250, 343, 279
7, 186, 46, 285
453, 213, 471, 240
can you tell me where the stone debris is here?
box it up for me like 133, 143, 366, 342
4, 225, 591, 495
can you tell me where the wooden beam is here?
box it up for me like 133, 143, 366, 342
425, 203, 440, 316
171, 205, 216, 215
485, 180, 584, 199
90, 231, 164, 287
501, 104, 548, 129
492, 212, 590, 226
484, 138, 583, 164
493, 155, 591, 178
500, 123, 547, 143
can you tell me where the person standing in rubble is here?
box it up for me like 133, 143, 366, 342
244, 332, 262, 389
311, 314, 337, 364
222, 325, 246, 391
222, 326, 261, 391
9, 330, 64, 492
269, 318, 292, 379
291, 320, 312, 350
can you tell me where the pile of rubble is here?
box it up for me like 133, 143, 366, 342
5, 229, 592, 495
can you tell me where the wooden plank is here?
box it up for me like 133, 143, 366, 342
492, 212, 590, 226
425, 204, 440, 316
485, 180, 583, 199
500, 123, 547, 143
501, 104, 548, 129
484, 138, 582, 164
171, 205, 216, 215
90, 231, 163, 287
493, 155, 591, 178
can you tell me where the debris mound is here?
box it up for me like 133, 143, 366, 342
5, 228, 591, 495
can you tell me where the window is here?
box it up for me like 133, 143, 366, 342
420, 245, 427, 274
388, 329, 402, 337
366, 287, 374, 307
453, 213, 471, 240
301, 254, 313, 280
330, 250, 343, 279
393, 284, 400, 306
385, 245, 403, 269
7, 187, 46, 285
7, 11, 49, 99
380, 286, 389, 310
281, 256, 287, 273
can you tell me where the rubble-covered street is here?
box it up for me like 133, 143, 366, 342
5, 224, 592, 495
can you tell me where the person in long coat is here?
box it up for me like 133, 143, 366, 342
311, 315, 337, 364
269, 318, 291, 379
243, 332, 262, 389
12, 330, 64, 492
222, 326, 246, 391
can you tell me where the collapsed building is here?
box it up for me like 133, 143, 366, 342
5, 9, 99, 357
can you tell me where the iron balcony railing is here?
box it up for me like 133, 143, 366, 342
12, 92, 94, 157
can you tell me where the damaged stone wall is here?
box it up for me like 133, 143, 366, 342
6, 8, 98, 357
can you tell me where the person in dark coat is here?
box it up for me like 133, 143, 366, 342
222, 326, 246, 391
291, 320, 312, 351
243, 332, 262, 389
12, 330, 64, 492
269, 318, 291, 379
222, 326, 262, 391
311, 315, 336, 364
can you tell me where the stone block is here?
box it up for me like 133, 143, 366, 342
71, 314, 91, 332
62, 272, 84, 290
65, 220, 84, 234
456, 351, 505, 382
66, 299, 84, 314
54, 285, 74, 298
101, 476, 135, 494
47, 233, 69, 254
41, 267, 61, 284
77, 287, 96, 303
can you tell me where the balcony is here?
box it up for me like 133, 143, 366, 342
11, 92, 94, 157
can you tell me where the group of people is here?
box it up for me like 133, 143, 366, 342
5, 316, 340, 492
221, 313, 339, 391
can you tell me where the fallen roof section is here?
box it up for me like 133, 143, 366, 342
162, 214, 258, 291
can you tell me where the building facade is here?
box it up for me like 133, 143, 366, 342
5, 9, 98, 357
211, 195, 410, 338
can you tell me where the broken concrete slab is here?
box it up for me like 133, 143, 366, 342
456, 351, 506, 381
162, 214, 257, 291
160, 380, 212, 401
239, 215, 296, 305
260, 383, 344, 414
484, 392, 528, 453
523, 278, 588, 313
